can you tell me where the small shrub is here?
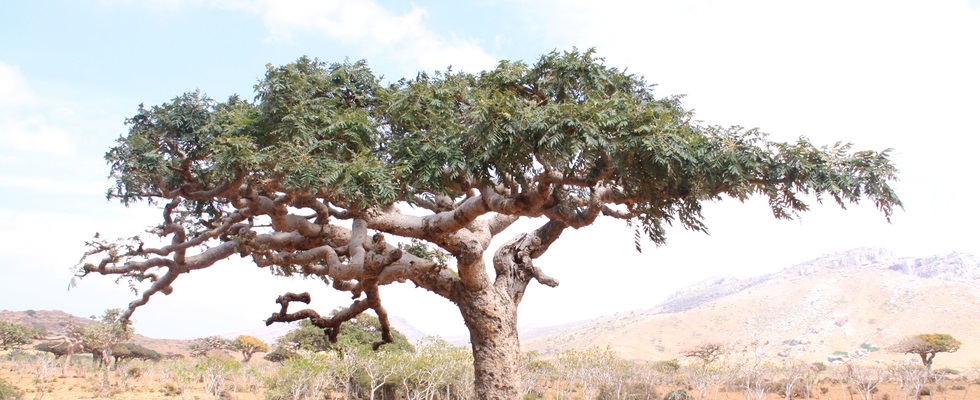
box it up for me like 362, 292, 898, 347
665, 389, 690, 400
653, 359, 681, 373
812, 362, 828, 371
859, 343, 880, 352
820, 387, 830, 394
0, 377, 24, 400
160, 381, 183, 397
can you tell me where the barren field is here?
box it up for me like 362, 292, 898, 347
4, 355, 980, 400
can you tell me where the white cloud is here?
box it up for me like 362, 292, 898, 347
0, 62, 75, 156
0, 63, 37, 108
251, 0, 498, 73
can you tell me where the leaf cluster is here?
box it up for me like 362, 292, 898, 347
898, 333, 962, 354
104, 49, 901, 245
0, 321, 44, 350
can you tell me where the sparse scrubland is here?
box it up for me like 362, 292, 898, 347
2, 340, 979, 400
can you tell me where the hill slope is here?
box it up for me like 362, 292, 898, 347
523, 248, 980, 368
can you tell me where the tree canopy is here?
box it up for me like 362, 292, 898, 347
895, 333, 961, 370
0, 321, 43, 350
75, 49, 901, 398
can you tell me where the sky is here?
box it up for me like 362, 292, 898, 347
1, 0, 978, 340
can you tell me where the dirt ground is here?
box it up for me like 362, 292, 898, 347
3, 358, 980, 400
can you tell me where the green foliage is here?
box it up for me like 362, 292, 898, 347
116, 342, 162, 361
277, 320, 332, 353
66, 309, 133, 366
100, 49, 900, 245
188, 336, 233, 357
263, 353, 335, 400
195, 355, 241, 397
263, 346, 298, 363
0, 321, 43, 350
666, 389, 691, 400
653, 359, 682, 372
278, 313, 413, 354
860, 342, 880, 352
34, 342, 72, 358
232, 335, 269, 362
897, 333, 962, 369
0, 377, 23, 400
335, 313, 413, 353
914, 334, 961, 352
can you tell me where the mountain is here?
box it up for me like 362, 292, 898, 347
0, 309, 192, 356
0, 309, 432, 354
522, 248, 980, 368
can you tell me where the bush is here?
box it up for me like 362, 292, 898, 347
665, 389, 690, 400
264, 346, 299, 363
264, 354, 334, 400
0, 377, 23, 400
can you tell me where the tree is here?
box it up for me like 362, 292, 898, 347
683, 343, 726, 366
0, 321, 43, 350
73, 49, 901, 398
115, 342, 162, 362
67, 309, 133, 387
188, 336, 233, 357
895, 333, 962, 371
277, 313, 412, 353
232, 335, 269, 362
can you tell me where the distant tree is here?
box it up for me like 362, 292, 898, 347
0, 320, 43, 350
115, 342, 162, 362
263, 346, 299, 363
683, 343, 726, 366
74, 50, 902, 398
277, 320, 332, 352
278, 312, 412, 353
66, 309, 133, 387
894, 333, 962, 371
188, 336, 233, 357
35, 341, 75, 358
232, 335, 269, 362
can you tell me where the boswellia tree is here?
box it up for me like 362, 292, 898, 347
74, 49, 901, 398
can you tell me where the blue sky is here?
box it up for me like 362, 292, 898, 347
1, 0, 978, 340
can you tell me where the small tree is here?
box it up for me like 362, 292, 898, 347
116, 342, 162, 362
683, 343, 726, 366
895, 334, 962, 371
0, 321, 43, 350
232, 335, 269, 362
67, 309, 133, 387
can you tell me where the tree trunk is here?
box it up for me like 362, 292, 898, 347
458, 287, 521, 400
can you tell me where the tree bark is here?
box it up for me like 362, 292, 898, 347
458, 287, 521, 400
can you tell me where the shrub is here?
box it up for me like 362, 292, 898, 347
264, 353, 334, 400
0, 377, 23, 400
665, 389, 690, 400
264, 346, 298, 363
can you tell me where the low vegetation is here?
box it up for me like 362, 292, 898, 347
3, 336, 979, 400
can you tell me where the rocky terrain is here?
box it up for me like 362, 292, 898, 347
523, 248, 980, 368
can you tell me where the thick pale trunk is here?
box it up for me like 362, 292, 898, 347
458, 287, 521, 400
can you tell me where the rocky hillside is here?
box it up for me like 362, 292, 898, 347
523, 248, 980, 369
0, 309, 191, 356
